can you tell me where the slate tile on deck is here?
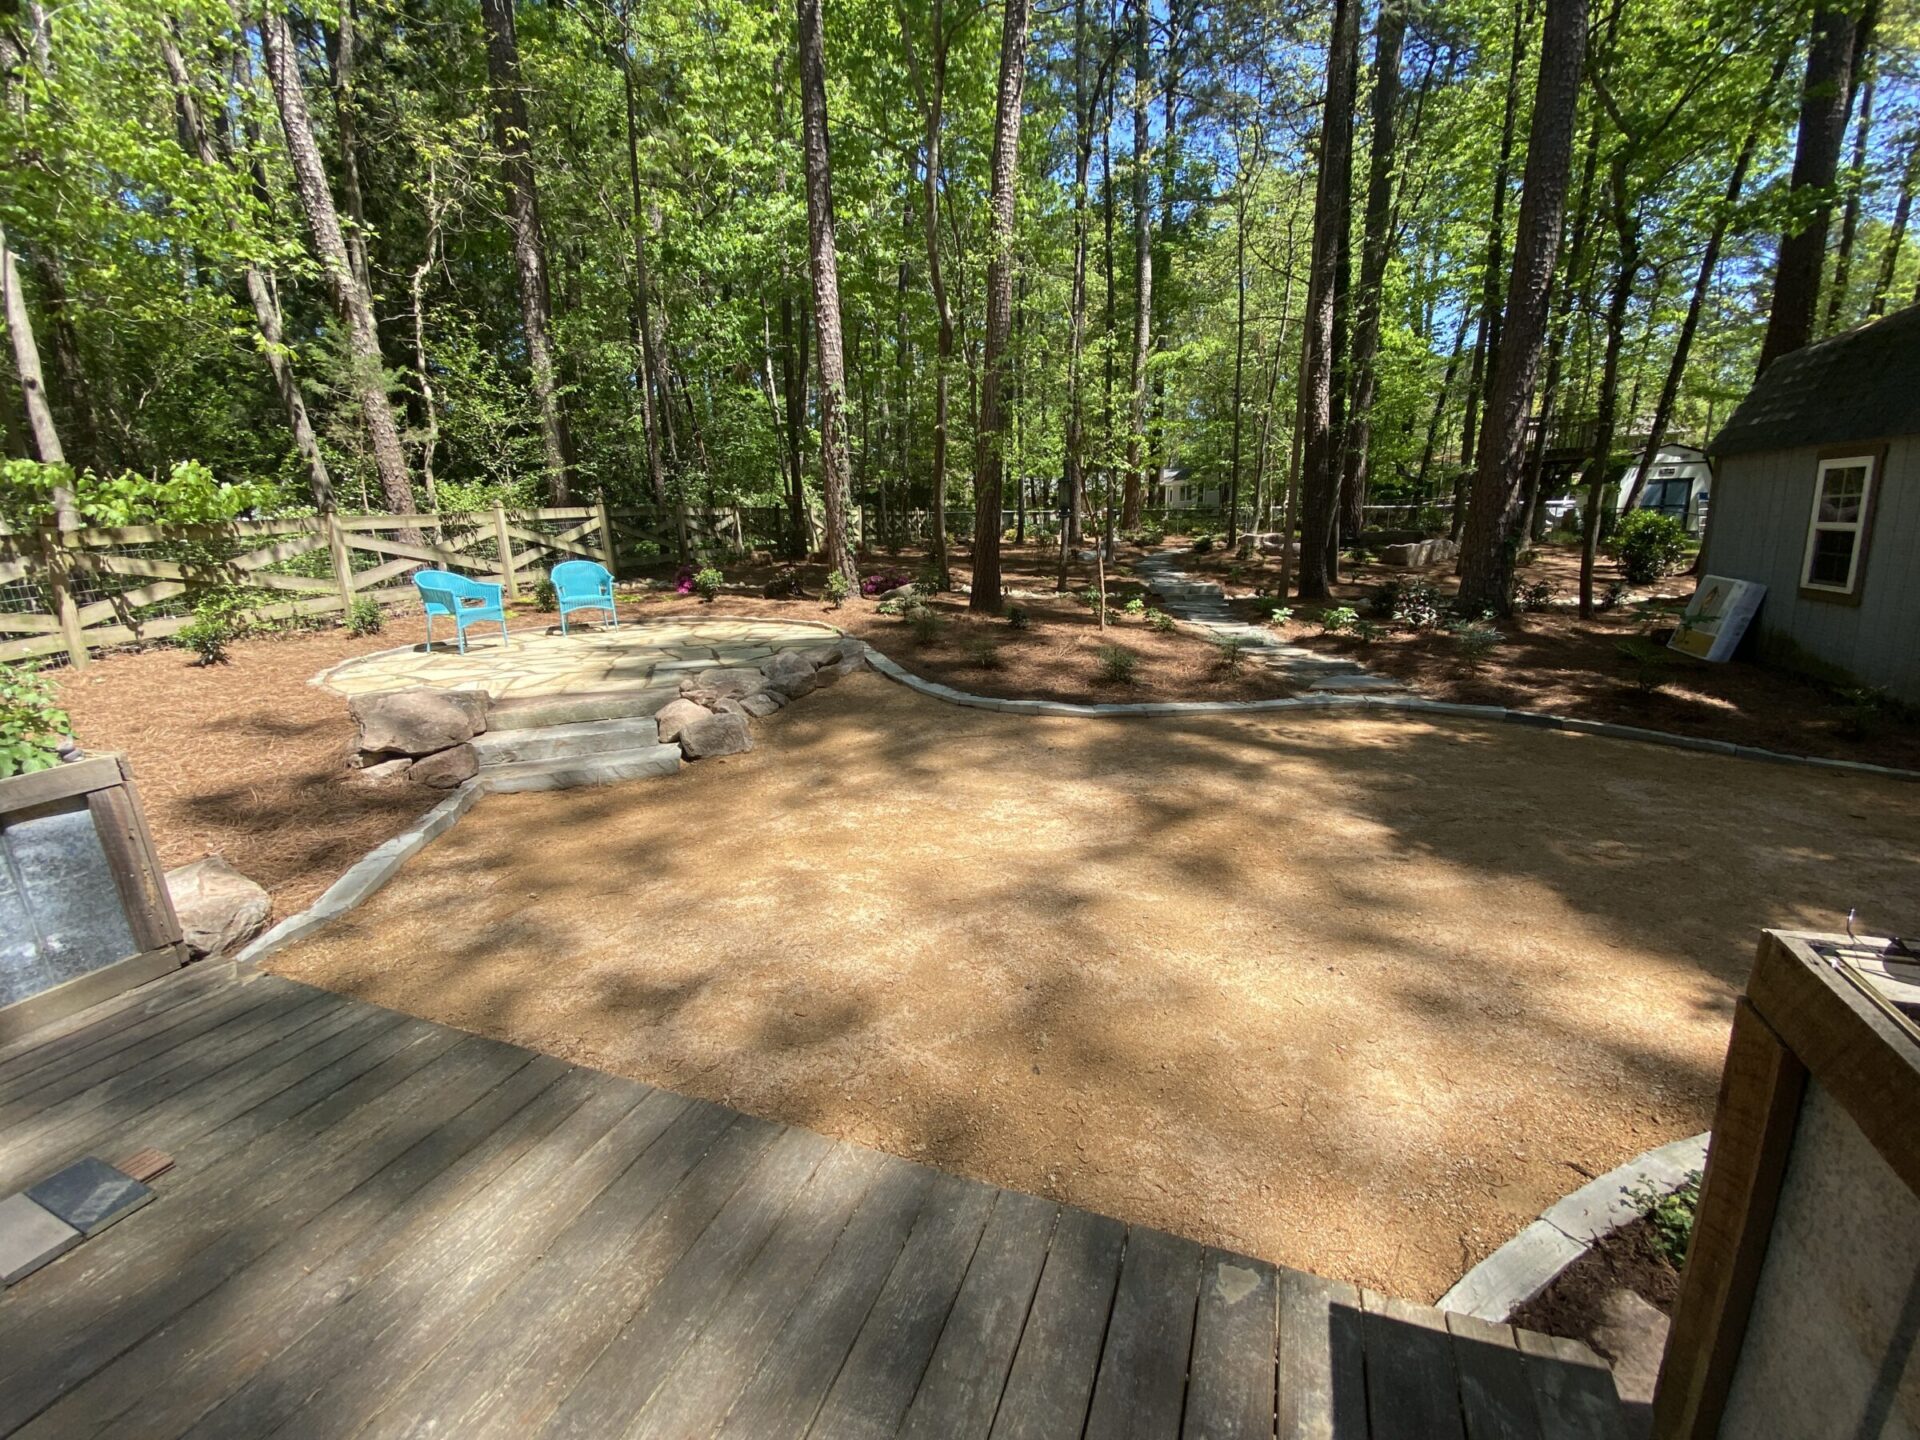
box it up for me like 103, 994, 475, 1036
0, 1193, 81, 1285
27, 1157, 154, 1238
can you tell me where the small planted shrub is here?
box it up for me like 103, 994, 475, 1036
1612, 510, 1690, 585
0, 662, 70, 777
1145, 609, 1175, 634
693, 566, 724, 602
1840, 686, 1901, 739
1094, 643, 1137, 684
1515, 579, 1557, 613
964, 635, 1003, 669
1600, 579, 1629, 611
531, 576, 558, 612
913, 564, 945, 596
859, 570, 910, 597
1630, 1171, 1703, 1268
824, 571, 852, 608
1452, 625, 1502, 660
1213, 637, 1244, 675
673, 564, 696, 595
1615, 636, 1672, 693
1350, 618, 1383, 644
1318, 605, 1360, 635
1190, 532, 1215, 555
1080, 586, 1108, 621
345, 596, 385, 636
910, 608, 943, 646
876, 597, 906, 616
176, 611, 234, 665
1125, 523, 1166, 546
1006, 605, 1031, 630
1122, 595, 1146, 617
1376, 579, 1442, 630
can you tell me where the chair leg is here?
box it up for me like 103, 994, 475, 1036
561, 610, 569, 638
457, 625, 466, 655
424, 614, 433, 651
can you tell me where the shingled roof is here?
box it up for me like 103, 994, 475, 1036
1711, 303, 1920, 457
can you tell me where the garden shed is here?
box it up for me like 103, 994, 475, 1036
1704, 304, 1920, 702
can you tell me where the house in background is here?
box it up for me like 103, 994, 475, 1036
1154, 467, 1222, 512
1617, 443, 1713, 535
1704, 305, 1920, 702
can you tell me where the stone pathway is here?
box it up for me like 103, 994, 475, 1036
1132, 549, 1406, 694
316, 615, 845, 701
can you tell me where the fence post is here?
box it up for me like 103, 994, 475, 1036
595, 494, 616, 575
492, 503, 519, 598
326, 513, 356, 617
41, 528, 89, 670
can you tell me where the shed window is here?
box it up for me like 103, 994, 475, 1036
1801, 457, 1875, 594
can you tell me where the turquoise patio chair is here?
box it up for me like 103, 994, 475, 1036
414, 569, 508, 654
551, 560, 619, 636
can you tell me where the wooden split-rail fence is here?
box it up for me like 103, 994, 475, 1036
0, 502, 766, 670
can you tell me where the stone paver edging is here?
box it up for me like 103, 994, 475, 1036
1438, 1132, 1708, 1322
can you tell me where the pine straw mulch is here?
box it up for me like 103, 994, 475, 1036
54, 613, 443, 920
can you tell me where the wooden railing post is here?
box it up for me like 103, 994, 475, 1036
595, 494, 616, 575
326, 513, 356, 617
41, 527, 89, 670
492, 502, 519, 597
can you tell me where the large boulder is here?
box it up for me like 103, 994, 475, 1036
349, 687, 487, 757
1380, 536, 1458, 569
678, 710, 752, 759
654, 697, 712, 744
760, 650, 818, 699
680, 667, 769, 705
166, 856, 270, 961
408, 743, 477, 789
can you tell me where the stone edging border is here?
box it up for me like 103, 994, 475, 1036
860, 647, 1920, 781
1436, 1132, 1708, 1322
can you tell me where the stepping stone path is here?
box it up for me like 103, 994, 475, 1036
1133, 549, 1406, 694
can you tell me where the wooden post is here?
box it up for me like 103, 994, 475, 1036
42, 527, 89, 670
326, 512, 356, 617
595, 493, 616, 574
492, 502, 519, 598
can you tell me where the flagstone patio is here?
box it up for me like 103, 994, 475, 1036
315, 615, 847, 700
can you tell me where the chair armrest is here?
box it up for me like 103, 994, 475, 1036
463, 580, 505, 605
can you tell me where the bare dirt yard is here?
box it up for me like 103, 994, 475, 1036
268, 670, 1920, 1303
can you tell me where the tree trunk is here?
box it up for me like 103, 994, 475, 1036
1869, 136, 1918, 317
1578, 169, 1639, 617
1228, 184, 1249, 548
1626, 55, 1782, 509
621, 3, 669, 512
1823, 64, 1875, 336
1457, 0, 1587, 614
1059, 0, 1106, 583
259, 4, 412, 515
969, 0, 1032, 613
1758, 0, 1866, 372
326, 1, 372, 296
1339, 0, 1406, 544
1293, 0, 1360, 599
162, 30, 338, 511
795, 0, 857, 586
1123, 0, 1152, 533
481, 0, 573, 504
1, 229, 65, 473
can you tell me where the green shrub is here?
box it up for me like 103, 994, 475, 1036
1612, 510, 1690, 585
1122, 596, 1147, 617
1616, 636, 1672, 693
1190, 533, 1215, 554
913, 564, 945, 596
345, 596, 385, 636
1145, 609, 1175, 634
1213, 637, 1244, 675
0, 663, 70, 777
1374, 580, 1442, 630
1007, 605, 1031, 630
693, 566, 724, 602
1080, 586, 1108, 621
1515, 579, 1557, 613
1630, 1171, 1703, 1268
1094, 643, 1137, 684
1449, 617, 1502, 659
1351, 618, 1383, 643
824, 571, 851, 608
910, 608, 943, 646
1125, 523, 1165, 546
964, 635, 1003, 669
531, 576, 559, 612
1319, 605, 1360, 635
176, 612, 234, 665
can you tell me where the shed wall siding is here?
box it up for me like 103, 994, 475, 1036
1704, 437, 1920, 701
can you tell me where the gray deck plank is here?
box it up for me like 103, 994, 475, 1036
1444, 1311, 1544, 1440
1183, 1249, 1281, 1440
12, 1065, 620, 1440
0, 961, 236, 1080
622, 1143, 888, 1440
1361, 1290, 1467, 1440
0, 1030, 524, 1431
711, 1156, 938, 1440
542, 1125, 840, 1438
349, 1102, 762, 1439
186, 1073, 670, 1440
1513, 1328, 1630, 1440
803, 1170, 997, 1440
1083, 1226, 1207, 1440
899, 1188, 1059, 1440
988, 1206, 1127, 1440
1275, 1268, 1367, 1440
0, 997, 392, 1196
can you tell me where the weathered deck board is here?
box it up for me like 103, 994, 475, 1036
0, 973, 1628, 1439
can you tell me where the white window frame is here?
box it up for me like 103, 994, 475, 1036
1800, 455, 1876, 596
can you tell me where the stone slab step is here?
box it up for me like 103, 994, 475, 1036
1308, 674, 1408, 692
486, 687, 679, 732
478, 744, 683, 793
473, 716, 661, 767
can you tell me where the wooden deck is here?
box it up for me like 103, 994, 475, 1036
0, 966, 1630, 1438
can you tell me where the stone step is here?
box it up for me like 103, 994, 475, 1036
1308, 674, 1408, 692
486, 687, 679, 732
472, 716, 661, 767
478, 744, 683, 793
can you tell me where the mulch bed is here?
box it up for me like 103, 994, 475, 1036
1511, 1214, 1685, 1336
